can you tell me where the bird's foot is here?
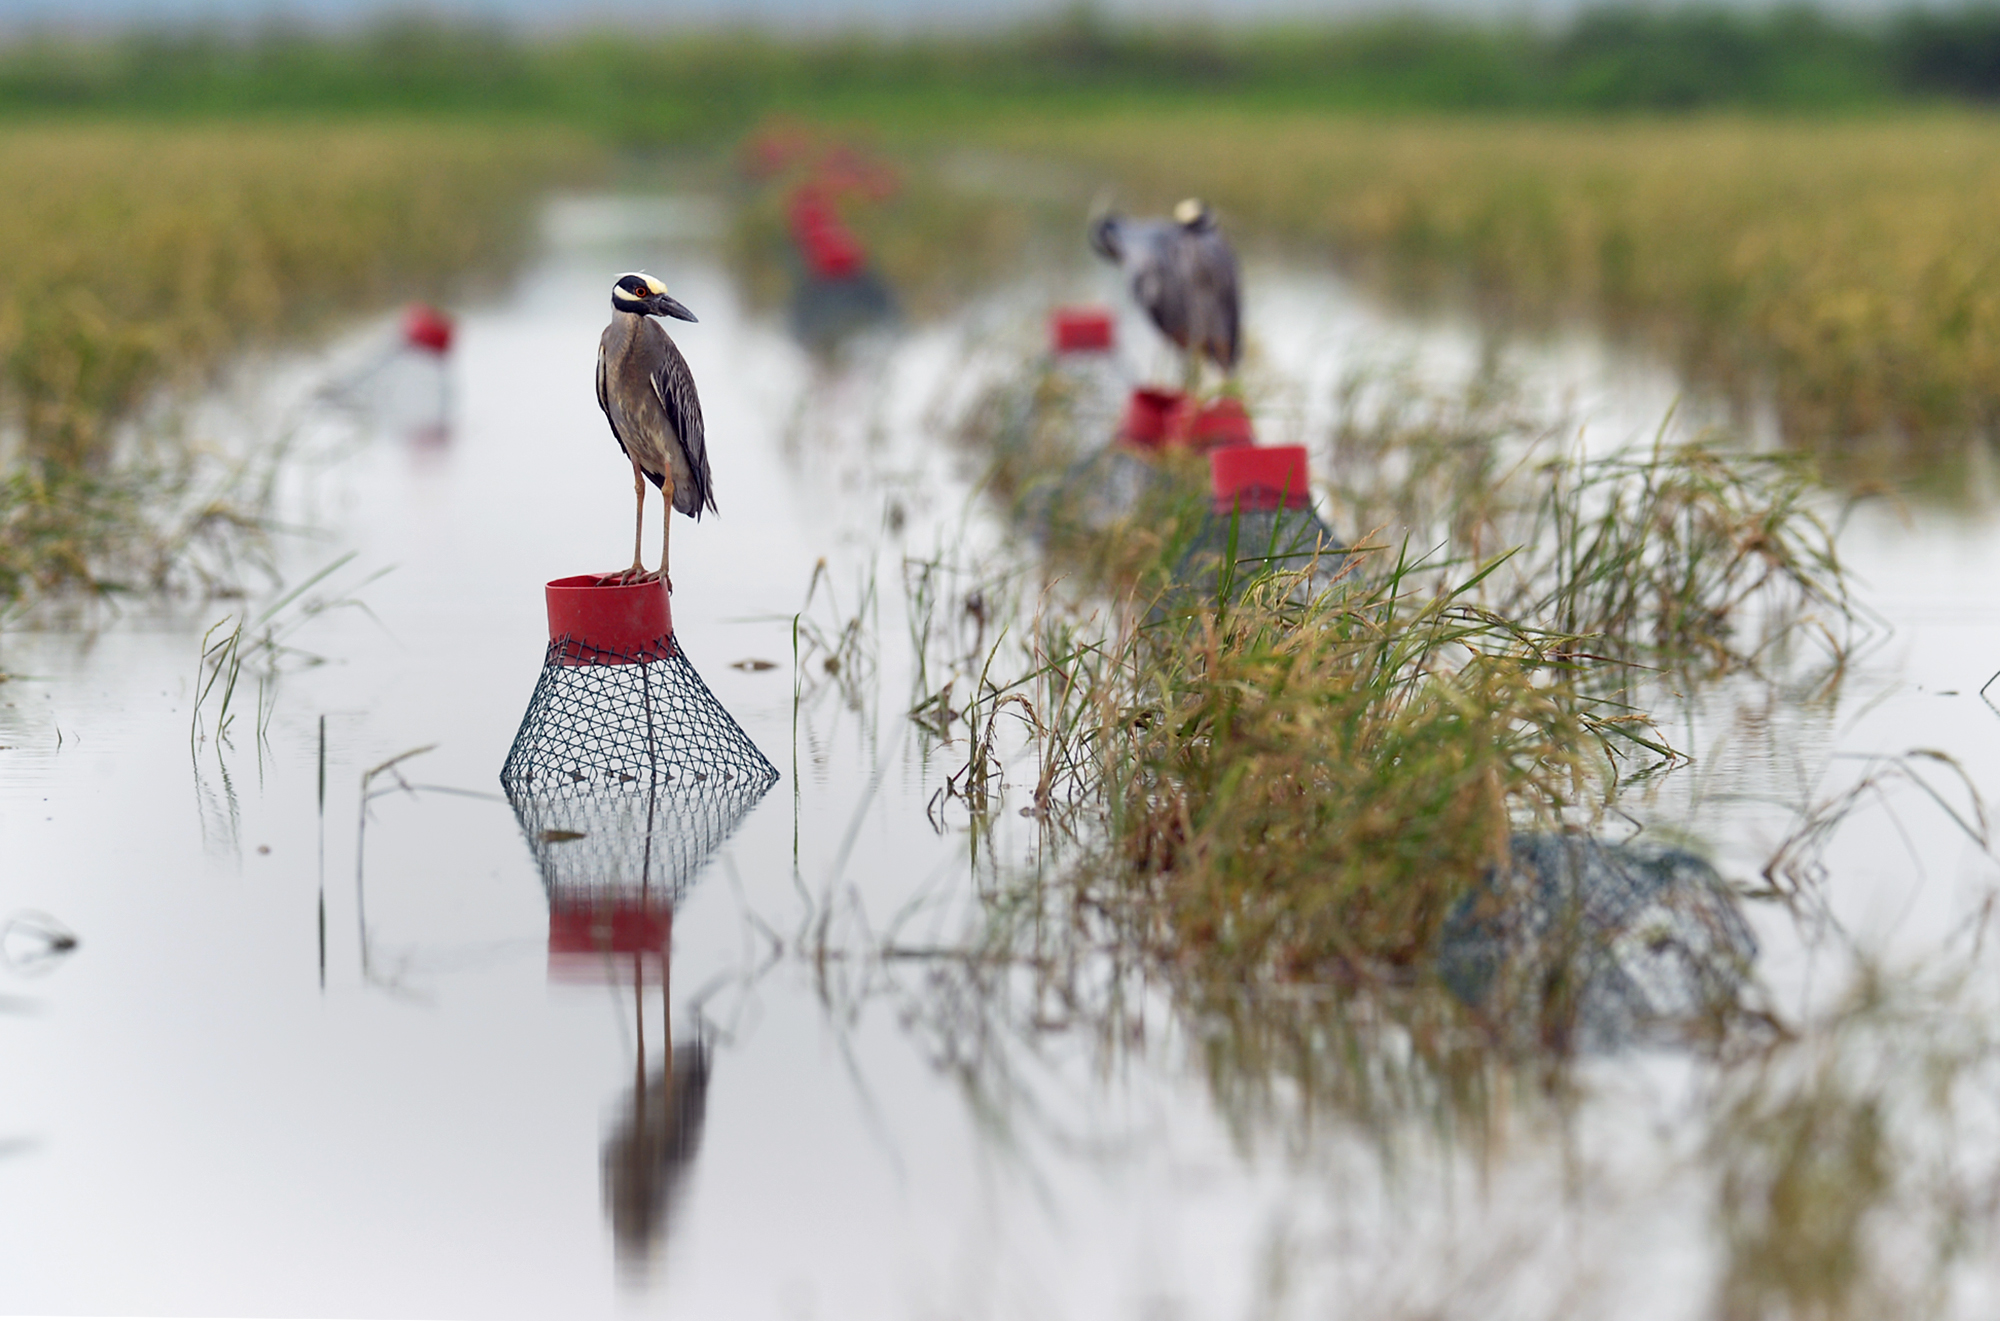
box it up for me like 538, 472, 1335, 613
605, 564, 649, 586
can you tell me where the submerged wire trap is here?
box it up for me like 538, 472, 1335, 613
501, 575, 776, 974
501, 575, 778, 802
1439, 833, 1758, 1052
1029, 388, 1255, 543
1172, 444, 1351, 603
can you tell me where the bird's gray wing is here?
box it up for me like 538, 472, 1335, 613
1199, 231, 1242, 370
596, 333, 633, 463
1134, 224, 1192, 351
651, 337, 716, 518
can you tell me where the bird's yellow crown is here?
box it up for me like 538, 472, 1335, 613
612, 272, 668, 310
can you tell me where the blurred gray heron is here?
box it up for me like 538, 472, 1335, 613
1090, 197, 1241, 385
597, 272, 716, 590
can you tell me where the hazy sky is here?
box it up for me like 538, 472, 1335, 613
0, 0, 1948, 36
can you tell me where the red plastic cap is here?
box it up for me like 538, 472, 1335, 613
789, 184, 868, 280
402, 303, 454, 355
545, 575, 673, 664
1211, 445, 1312, 511
1178, 397, 1256, 451
1119, 387, 1186, 449
805, 230, 864, 279
1051, 306, 1114, 354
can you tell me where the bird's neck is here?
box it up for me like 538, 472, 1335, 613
608, 309, 651, 360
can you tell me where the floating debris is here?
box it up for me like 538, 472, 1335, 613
1, 911, 79, 977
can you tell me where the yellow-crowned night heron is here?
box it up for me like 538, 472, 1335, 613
1089, 198, 1241, 384
597, 273, 715, 590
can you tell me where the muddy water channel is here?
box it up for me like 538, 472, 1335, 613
7, 194, 2000, 1320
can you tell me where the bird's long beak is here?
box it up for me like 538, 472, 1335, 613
651, 293, 698, 323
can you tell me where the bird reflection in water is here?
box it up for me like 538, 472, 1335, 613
508, 775, 768, 1280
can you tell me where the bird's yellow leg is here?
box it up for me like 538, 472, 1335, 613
1180, 345, 1203, 396
620, 459, 647, 584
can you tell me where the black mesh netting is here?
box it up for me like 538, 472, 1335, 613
501, 634, 778, 801
1439, 833, 1758, 1051
1028, 444, 1165, 544
789, 270, 897, 348
501, 632, 778, 909
1172, 504, 1354, 604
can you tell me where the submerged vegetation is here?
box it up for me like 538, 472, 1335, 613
887, 339, 2000, 1314
941, 362, 1850, 995
0, 122, 595, 608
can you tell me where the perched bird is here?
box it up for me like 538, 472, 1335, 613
1089, 198, 1241, 383
597, 272, 716, 590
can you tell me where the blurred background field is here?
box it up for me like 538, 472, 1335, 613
0, 121, 592, 601
12, 5, 2000, 608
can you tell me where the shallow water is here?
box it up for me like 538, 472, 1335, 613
5, 194, 2000, 1319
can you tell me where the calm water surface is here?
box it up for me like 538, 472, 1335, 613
5, 195, 2000, 1318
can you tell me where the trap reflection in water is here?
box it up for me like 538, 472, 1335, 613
788, 268, 897, 351
0, 910, 79, 977
506, 758, 769, 1282
513, 779, 772, 981
313, 302, 455, 446
506, 777, 753, 1281
497, 574, 775, 1281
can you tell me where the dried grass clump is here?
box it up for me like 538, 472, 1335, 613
1326, 377, 1853, 674
1112, 576, 1628, 981
934, 360, 1853, 991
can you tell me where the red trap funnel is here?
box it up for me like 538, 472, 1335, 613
1119, 387, 1185, 450
789, 185, 868, 281
1119, 390, 1257, 453
545, 574, 674, 665
1211, 445, 1312, 512
402, 303, 454, 356
1178, 397, 1256, 451
501, 576, 777, 800
1050, 306, 1115, 354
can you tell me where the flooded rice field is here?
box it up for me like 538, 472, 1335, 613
7, 193, 2000, 1319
